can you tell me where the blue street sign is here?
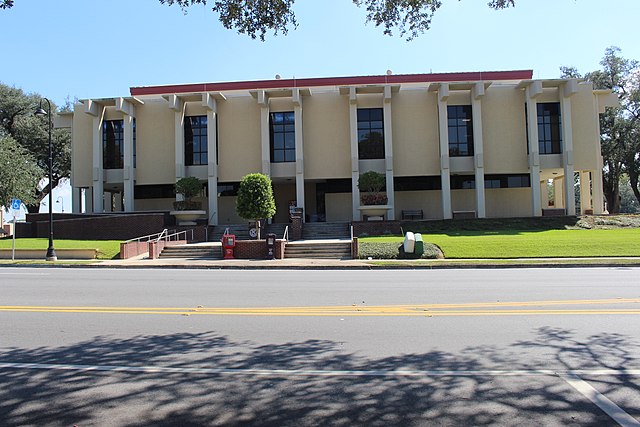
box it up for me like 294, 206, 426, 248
11, 199, 21, 211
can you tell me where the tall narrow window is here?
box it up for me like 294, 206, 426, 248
357, 108, 385, 160
103, 120, 124, 169
185, 116, 208, 166
537, 103, 562, 154
447, 105, 474, 157
270, 111, 295, 162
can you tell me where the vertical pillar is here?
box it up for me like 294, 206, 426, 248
293, 89, 305, 221
525, 82, 543, 216
383, 85, 395, 220
472, 83, 486, 218
540, 180, 549, 208
203, 93, 219, 226
258, 90, 271, 176
122, 113, 135, 212
580, 171, 593, 214
169, 95, 185, 205
90, 105, 105, 213
561, 82, 577, 215
437, 84, 452, 219
72, 187, 81, 213
349, 88, 360, 221
554, 177, 565, 208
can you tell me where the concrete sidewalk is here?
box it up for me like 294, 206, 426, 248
91, 255, 640, 270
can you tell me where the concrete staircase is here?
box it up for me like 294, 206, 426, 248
159, 244, 222, 259
302, 222, 351, 240
284, 240, 352, 259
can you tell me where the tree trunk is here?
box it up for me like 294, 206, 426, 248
629, 168, 640, 207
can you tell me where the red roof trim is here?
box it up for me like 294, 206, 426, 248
130, 70, 533, 96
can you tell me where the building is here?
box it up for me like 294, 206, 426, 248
62, 70, 618, 225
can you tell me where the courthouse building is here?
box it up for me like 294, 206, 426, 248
63, 70, 618, 225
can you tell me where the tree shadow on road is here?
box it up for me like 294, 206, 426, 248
0, 327, 638, 426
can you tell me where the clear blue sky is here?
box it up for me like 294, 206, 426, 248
1, 0, 639, 107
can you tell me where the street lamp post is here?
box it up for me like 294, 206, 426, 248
35, 98, 57, 261
56, 196, 64, 213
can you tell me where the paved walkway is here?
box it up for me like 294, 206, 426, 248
93, 255, 640, 269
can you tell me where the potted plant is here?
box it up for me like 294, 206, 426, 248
357, 171, 390, 219
358, 171, 387, 205
170, 177, 206, 225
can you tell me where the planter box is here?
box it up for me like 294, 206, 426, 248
358, 205, 392, 221
170, 210, 206, 225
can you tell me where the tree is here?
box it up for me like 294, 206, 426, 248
236, 173, 276, 239
0, 136, 43, 208
0, 83, 71, 213
158, 0, 515, 41
561, 47, 640, 213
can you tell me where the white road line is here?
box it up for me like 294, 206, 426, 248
0, 362, 639, 378
560, 373, 640, 427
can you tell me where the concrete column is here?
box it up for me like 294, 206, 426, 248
72, 187, 81, 213
203, 93, 219, 226
293, 89, 305, 222
580, 171, 593, 214
554, 177, 565, 209
90, 108, 104, 213
525, 83, 543, 216
122, 114, 135, 212
258, 90, 271, 176
592, 93, 607, 214
472, 83, 486, 218
541, 180, 549, 208
168, 94, 185, 188
437, 84, 452, 219
116, 97, 136, 212
561, 83, 576, 215
349, 87, 360, 221
383, 85, 394, 220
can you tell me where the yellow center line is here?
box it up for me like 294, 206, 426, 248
0, 298, 639, 316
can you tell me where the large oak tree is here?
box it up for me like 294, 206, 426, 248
156, 0, 515, 41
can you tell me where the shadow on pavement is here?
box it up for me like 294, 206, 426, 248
0, 328, 638, 426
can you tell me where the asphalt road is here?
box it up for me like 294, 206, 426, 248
0, 267, 639, 426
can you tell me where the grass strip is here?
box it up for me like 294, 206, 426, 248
0, 238, 121, 260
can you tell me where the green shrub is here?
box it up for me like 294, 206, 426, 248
358, 241, 442, 259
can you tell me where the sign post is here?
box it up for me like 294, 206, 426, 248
10, 199, 20, 261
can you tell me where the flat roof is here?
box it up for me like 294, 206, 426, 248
130, 70, 534, 96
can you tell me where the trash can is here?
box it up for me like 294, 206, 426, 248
266, 233, 276, 260
414, 233, 424, 257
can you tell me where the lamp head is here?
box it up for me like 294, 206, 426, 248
34, 106, 47, 117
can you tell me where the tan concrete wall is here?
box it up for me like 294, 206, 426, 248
482, 86, 529, 173
134, 198, 174, 211
217, 96, 261, 181
571, 83, 600, 170
303, 93, 351, 179
325, 193, 352, 222
136, 101, 175, 184
273, 183, 296, 223
392, 91, 440, 176
485, 188, 532, 217
394, 190, 442, 220
71, 102, 94, 187
218, 196, 243, 224
451, 190, 476, 212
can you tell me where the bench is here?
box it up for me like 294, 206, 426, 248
402, 209, 424, 220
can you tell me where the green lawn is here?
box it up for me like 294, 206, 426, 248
0, 238, 121, 260
361, 229, 640, 258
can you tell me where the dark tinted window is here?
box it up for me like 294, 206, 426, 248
357, 108, 385, 159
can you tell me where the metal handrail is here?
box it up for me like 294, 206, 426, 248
282, 225, 289, 241
350, 224, 354, 241
123, 228, 194, 247
124, 229, 171, 244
